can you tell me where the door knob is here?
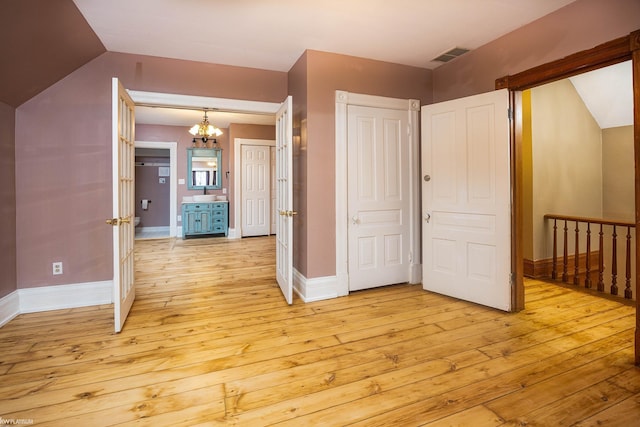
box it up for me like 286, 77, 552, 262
424, 213, 431, 223
351, 215, 360, 225
105, 216, 131, 226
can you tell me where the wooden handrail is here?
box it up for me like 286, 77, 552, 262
544, 214, 635, 300
544, 214, 635, 228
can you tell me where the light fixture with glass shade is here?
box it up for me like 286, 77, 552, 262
189, 110, 223, 144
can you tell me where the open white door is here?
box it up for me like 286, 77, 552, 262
422, 89, 511, 311
276, 96, 294, 304
109, 78, 136, 332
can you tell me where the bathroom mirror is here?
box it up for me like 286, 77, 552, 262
187, 148, 222, 190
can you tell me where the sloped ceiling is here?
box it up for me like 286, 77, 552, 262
0, 0, 105, 107
569, 61, 633, 129
72, 0, 575, 72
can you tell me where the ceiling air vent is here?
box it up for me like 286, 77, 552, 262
432, 47, 470, 63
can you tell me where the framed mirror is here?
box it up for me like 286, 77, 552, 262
187, 148, 222, 190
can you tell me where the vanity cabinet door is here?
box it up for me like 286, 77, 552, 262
183, 203, 212, 235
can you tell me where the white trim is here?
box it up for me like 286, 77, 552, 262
335, 91, 422, 296
0, 291, 20, 327
293, 269, 340, 303
137, 226, 171, 233
128, 91, 281, 115
19, 281, 113, 313
135, 141, 178, 237
0, 281, 114, 327
233, 138, 276, 238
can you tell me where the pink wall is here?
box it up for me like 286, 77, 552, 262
433, 0, 640, 102
15, 52, 286, 289
302, 50, 432, 278
0, 102, 16, 298
288, 53, 309, 275
135, 156, 170, 227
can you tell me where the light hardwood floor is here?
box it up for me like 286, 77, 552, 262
1, 236, 639, 426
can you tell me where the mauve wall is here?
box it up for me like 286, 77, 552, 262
135, 156, 170, 227
0, 102, 16, 298
433, 0, 640, 102
288, 53, 309, 276
15, 52, 286, 289
303, 50, 432, 278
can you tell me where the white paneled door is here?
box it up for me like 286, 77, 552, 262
276, 96, 294, 304
348, 105, 410, 291
110, 78, 136, 332
242, 145, 271, 237
421, 89, 511, 311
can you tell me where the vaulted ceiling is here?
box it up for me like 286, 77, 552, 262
1, 0, 577, 108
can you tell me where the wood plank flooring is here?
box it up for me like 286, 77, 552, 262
0, 236, 639, 426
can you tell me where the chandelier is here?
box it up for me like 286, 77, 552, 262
189, 110, 223, 144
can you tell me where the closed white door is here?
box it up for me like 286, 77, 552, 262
422, 89, 511, 311
348, 105, 410, 291
110, 78, 136, 333
276, 96, 294, 304
241, 145, 270, 236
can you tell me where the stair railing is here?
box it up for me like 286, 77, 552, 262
544, 214, 635, 299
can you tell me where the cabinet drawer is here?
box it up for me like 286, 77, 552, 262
213, 217, 224, 224
183, 203, 210, 211
212, 209, 225, 217
212, 225, 226, 233
212, 203, 227, 209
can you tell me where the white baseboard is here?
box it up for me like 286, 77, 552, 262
0, 291, 20, 327
20, 280, 113, 313
0, 281, 113, 327
293, 269, 340, 302
138, 226, 170, 233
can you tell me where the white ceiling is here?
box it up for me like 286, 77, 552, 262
569, 61, 633, 129
73, 0, 576, 72
76, 0, 632, 129
134, 106, 275, 128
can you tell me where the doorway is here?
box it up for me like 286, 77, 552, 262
233, 138, 276, 238
134, 141, 177, 239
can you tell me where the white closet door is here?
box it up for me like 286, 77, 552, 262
347, 105, 411, 291
241, 145, 270, 236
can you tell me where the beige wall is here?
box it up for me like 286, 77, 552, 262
603, 126, 634, 221
531, 79, 603, 260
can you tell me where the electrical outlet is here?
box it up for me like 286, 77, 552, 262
222, 188, 227, 194
52, 262, 63, 275
177, 215, 182, 222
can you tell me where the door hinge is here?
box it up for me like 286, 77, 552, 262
509, 272, 515, 286
407, 124, 412, 136
507, 108, 513, 121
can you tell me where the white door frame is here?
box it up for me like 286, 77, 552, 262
134, 141, 178, 237
335, 91, 421, 297
233, 138, 276, 238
